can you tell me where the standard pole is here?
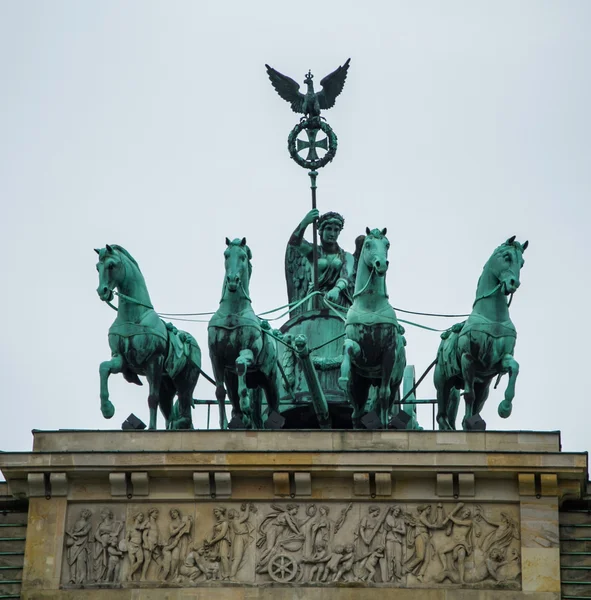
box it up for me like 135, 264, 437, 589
309, 170, 319, 308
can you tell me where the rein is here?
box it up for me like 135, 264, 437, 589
472, 283, 501, 308
353, 266, 375, 299
103, 291, 154, 312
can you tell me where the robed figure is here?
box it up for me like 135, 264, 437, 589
285, 209, 355, 317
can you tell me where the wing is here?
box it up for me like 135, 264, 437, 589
265, 64, 305, 114
285, 243, 311, 317
317, 58, 351, 110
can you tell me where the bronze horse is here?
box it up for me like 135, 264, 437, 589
339, 228, 406, 428
208, 238, 280, 429
96, 245, 201, 429
435, 236, 528, 430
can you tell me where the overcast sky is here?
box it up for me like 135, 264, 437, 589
1, 1, 589, 460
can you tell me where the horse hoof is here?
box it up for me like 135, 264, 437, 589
101, 401, 115, 419
338, 376, 349, 391
437, 417, 452, 431
498, 400, 512, 418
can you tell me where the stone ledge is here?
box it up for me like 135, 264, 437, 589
30, 429, 561, 454
19, 587, 561, 600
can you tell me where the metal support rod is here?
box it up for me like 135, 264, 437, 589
309, 170, 319, 309
294, 334, 331, 429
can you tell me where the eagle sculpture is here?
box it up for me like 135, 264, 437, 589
265, 59, 351, 119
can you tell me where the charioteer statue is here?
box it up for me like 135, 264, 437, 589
285, 209, 355, 316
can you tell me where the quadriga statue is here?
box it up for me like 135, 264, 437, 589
95, 245, 201, 430
208, 238, 280, 430
435, 236, 528, 430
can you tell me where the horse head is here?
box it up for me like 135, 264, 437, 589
95, 244, 125, 302
487, 236, 529, 295
224, 237, 252, 294
362, 227, 390, 277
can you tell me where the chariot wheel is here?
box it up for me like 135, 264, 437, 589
268, 553, 298, 583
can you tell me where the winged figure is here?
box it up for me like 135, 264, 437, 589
265, 59, 351, 118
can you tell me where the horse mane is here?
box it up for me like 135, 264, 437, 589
109, 245, 143, 273
366, 228, 386, 240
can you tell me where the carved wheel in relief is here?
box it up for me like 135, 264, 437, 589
268, 553, 299, 583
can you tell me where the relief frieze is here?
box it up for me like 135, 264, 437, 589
61, 501, 521, 589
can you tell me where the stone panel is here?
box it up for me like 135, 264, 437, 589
520, 547, 560, 593
57, 501, 521, 591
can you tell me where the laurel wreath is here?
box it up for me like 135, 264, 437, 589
287, 119, 338, 170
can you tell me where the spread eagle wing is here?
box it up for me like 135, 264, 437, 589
265, 64, 305, 114
317, 58, 351, 110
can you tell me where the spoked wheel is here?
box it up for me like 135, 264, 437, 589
268, 553, 298, 583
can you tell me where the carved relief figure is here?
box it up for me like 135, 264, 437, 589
65, 509, 93, 584
160, 509, 193, 580
403, 504, 440, 581
355, 505, 387, 582
477, 510, 519, 553
304, 539, 330, 582
106, 532, 123, 582
301, 504, 318, 560
125, 512, 145, 581
141, 508, 161, 581
227, 503, 256, 579
334, 543, 356, 582
384, 505, 406, 581
178, 545, 219, 583
93, 508, 117, 581
204, 507, 231, 580
321, 544, 345, 582
434, 505, 475, 584
256, 504, 303, 572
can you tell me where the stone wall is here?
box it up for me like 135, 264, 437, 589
0, 429, 586, 600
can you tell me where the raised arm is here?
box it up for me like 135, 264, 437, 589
289, 209, 318, 259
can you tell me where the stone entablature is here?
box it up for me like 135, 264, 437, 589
0, 430, 586, 600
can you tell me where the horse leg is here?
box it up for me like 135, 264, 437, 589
159, 377, 176, 429
172, 365, 197, 430
210, 356, 228, 430
378, 346, 396, 428
460, 353, 476, 427
499, 354, 519, 418
99, 353, 123, 419
435, 363, 457, 431
145, 355, 164, 430
350, 371, 371, 429
261, 373, 280, 429
339, 339, 360, 391
225, 371, 241, 424
472, 378, 492, 418
236, 349, 255, 428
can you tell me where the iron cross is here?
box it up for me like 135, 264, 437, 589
296, 128, 329, 161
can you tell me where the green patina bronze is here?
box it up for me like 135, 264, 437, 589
95, 245, 201, 430
339, 228, 407, 428
265, 59, 350, 120
285, 209, 355, 317
208, 238, 280, 430
435, 237, 528, 431
90, 63, 529, 433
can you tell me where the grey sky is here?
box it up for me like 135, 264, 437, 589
1, 1, 589, 457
